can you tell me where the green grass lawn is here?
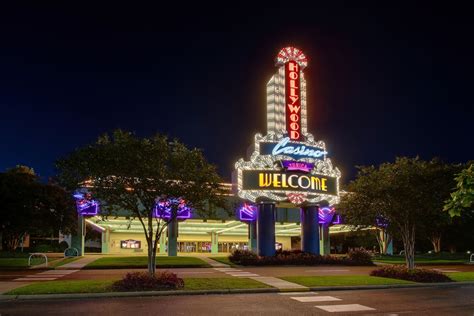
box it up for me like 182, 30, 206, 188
209, 256, 235, 266
7, 277, 270, 295
447, 272, 474, 282
0, 257, 48, 268
85, 256, 210, 269
49, 257, 81, 268
373, 254, 468, 265
183, 278, 271, 290
281, 275, 415, 287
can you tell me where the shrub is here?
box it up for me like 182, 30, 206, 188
229, 249, 259, 265
228, 249, 373, 266
59, 241, 69, 252
346, 248, 374, 266
370, 265, 452, 283
111, 271, 184, 291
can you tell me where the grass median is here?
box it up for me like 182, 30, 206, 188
446, 272, 474, 282
6, 278, 271, 295
0, 256, 82, 269
85, 256, 210, 269
281, 275, 415, 287
373, 254, 468, 265
209, 256, 235, 266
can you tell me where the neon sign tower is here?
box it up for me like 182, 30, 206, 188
233, 47, 341, 256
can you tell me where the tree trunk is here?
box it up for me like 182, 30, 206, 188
400, 224, 416, 270
429, 235, 441, 253
375, 229, 392, 254
147, 237, 155, 276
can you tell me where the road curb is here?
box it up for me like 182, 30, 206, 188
1, 282, 473, 302
0, 288, 279, 301
309, 281, 474, 291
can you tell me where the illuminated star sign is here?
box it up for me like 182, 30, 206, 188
276, 46, 308, 69
73, 192, 100, 216
154, 197, 191, 219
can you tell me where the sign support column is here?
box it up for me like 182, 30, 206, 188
167, 218, 178, 256
248, 221, 257, 252
211, 232, 218, 254
301, 205, 319, 254
159, 230, 167, 255
257, 202, 276, 256
320, 224, 330, 255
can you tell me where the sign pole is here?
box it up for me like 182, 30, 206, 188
257, 202, 276, 256
300, 205, 320, 254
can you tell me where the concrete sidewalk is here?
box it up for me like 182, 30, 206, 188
57, 256, 101, 269
203, 257, 308, 290
197, 257, 229, 268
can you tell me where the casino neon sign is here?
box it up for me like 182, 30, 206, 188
233, 47, 341, 205
286, 61, 301, 141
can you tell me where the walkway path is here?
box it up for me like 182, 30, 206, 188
57, 256, 100, 269
204, 257, 307, 290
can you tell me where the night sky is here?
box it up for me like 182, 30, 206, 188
1, 3, 473, 184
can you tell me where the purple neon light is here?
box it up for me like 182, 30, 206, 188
281, 160, 314, 172
375, 215, 389, 228
73, 192, 99, 216
318, 206, 335, 224
331, 214, 342, 225
239, 203, 257, 221
154, 198, 191, 219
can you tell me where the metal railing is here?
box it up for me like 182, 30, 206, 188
64, 247, 79, 258
28, 253, 48, 268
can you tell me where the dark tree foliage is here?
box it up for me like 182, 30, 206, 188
0, 166, 76, 251
444, 163, 474, 217
56, 130, 225, 275
338, 157, 464, 269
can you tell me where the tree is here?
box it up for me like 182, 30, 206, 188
444, 164, 474, 217
56, 130, 224, 276
0, 166, 76, 251
416, 159, 464, 253
338, 157, 462, 269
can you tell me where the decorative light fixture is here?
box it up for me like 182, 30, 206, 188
238, 203, 257, 221
73, 192, 100, 216
153, 197, 191, 219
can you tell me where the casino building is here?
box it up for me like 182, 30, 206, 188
77, 47, 353, 256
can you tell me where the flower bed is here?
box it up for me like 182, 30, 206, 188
370, 265, 452, 283
229, 248, 374, 266
111, 271, 184, 291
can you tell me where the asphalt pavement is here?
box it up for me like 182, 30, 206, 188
1, 285, 473, 315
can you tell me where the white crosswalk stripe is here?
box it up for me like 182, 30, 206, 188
291, 296, 341, 302
279, 292, 318, 295
314, 304, 375, 312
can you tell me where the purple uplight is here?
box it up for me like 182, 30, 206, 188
331, 214, 342, 225
239, 203, 257, 221
73, 192, 99, 216
375, 215, 389, 228
153, 197, 191, 219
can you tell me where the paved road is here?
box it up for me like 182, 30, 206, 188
1, 285, 473, 315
